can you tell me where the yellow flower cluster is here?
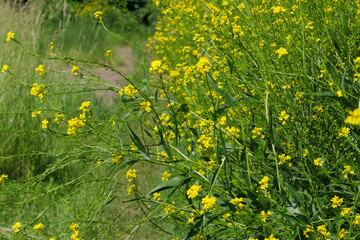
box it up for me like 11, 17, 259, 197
32, 110, 41, 118
259, 176, 270, 190
187, 185, 202, 199
161, 171, 172, 181
260, 210, 271, 222
69, 222, 81, 240
140, 101, 152, 112
279, 111, 290, 125
331, 195, 343, 208
12, 222, 21, 233
345, 109, 360, 125
342, 165, 355, 179
71, 65, 79, 76
0, 174, 8, 183
35, 64, 46, 76
33, 222, 45, 233
201, 196, 216, 211
278, 154, 291, 165
149, 60, 164, 74
94, 11, 103, 22
126, 169, 137, 182
6, 31, 14, 42
314, 157, 324, 166
30, 83, 47, 102
229, 197, 245, 208
275, 47, 288, 58
338, 127, 350, 138
2, 64, 8, 72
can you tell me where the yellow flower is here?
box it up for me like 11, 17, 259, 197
71, 65, 79, 76
336, 90, 343, 97
126, 169, 137, 182
123, 84, 138, 98
140, 101, 152, 112
2, 64, 9, 72
303, 225, 314, 238
0, 174, 8, 183
196, 57, 211, 74
342, 165, 355, 179
316, 225, 330, 238
42, 119, 49, 129
32, 110, 41, 118
164, 201, 176, 214
259, 176, 270, 190
353, 215, 360, 225
275, 47, 288, 58
345, 108, 360, 125
149, 60, 164, 74
331, 195, 343, 208
6, 31, 15, 42
338, 127, 350, 138
260, 210, 272, 222
105, 50, 112, 57
279, 111, 290, 125
79, 101, 91, 112
264, 234, 279, 240
187, 185, 202, 198
54, 113, 64, 124
278, 154, 291, 165
161, 171, 172, 181
94, 11, 103, 22
201, 196, 216, 211
127, 184, 138, 195
271, 6, 286, 14
35, 64, 46, 76
33, 222, 45, 233
314, 157, 324, 166
13, 222, 21, 233
341, 207, 352, 216
30, 83, 47, 102
153, 192, 161, 201
229, 197, 245, 208
111, 152, 123, 163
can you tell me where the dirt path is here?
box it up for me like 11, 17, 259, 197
94, 45, 134, 106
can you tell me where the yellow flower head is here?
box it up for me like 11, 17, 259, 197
32, 110, 41, 118
345, 108, 360, 125
314, 157, 324, 166
2, 64, 9, 72
0, 174, 8, 183
105, 50, 112, 57
12, 222, 21, 233
42, 119, 49, 129
275, 47, 288, 58
153, 192, 161, 201
94, 11, 103, 22
149, 60, 164, 74
202, 195, 216, 211
126, 169, 137, 182
6, 31, 15, 42
187, 185, 202, 199
230, 197, 245, 208
71, 65, 79, 76
259, 176, 270, 190
33, 222, 45, 233
140, 101, 152, 112
161, 171, 172, 181
331, 195, 343, 208
35, 64, 46, 76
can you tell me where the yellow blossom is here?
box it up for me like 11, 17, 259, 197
30, 83, 47, 102
316, 225, 330, 238
140, 101, 152, 112
275, 47, 288, 58
123, 84, 138, 98
279, 111, 290, 125
2, 64, 9, 72
6, 31, 15, 41
54, 113, 64, 124
265, 234, 279, 240
353, 215, 360, 225
259, 176, 270, 190
35, 64, 46, 76
161, 171, 172, 181
187, 185, 202, 198
94, 11, 103, 22
336, 90, 343, 97
341, 207, 352, 216
196, 57, 211, 74
33, 222, 45, 233
153, 192, 161, 201
202, 196, 216, 211
71, 65, 79, 76
345, 109, 360, 125
230, 197, 245, 208
42, 119, 49, 129
127, 184, 138, 195
260, 210, 272, 222
0, 174, 8, 183
342, 165, 355, 179
13, 222, 21, 233
331, 195, 343, 208
338, 127, 350, 138
32, 110, 41, 118
126, 169, 137, 182
149, 60, 164, 74
314, 158, 324, 166
79, 101, 91, 112
105, 50, 112, 57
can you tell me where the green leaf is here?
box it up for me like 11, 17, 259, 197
147, 176, 190, 196
283, 182, 306, 208
128, 126, 150, 160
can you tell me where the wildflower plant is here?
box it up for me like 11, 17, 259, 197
4, 0, 360, 239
